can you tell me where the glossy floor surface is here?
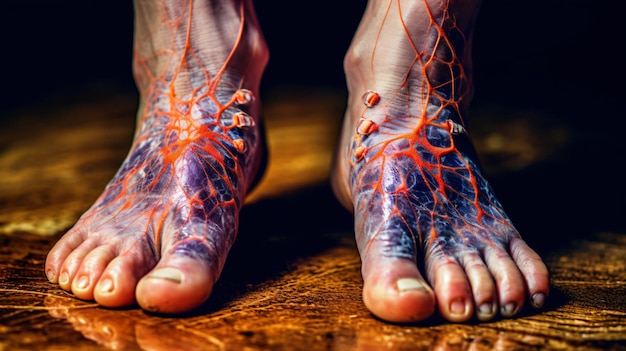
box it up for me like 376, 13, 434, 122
1, 85, 625, 350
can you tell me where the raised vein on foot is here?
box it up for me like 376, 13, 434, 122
45, 0, 268, 313
332, 0, 549, 323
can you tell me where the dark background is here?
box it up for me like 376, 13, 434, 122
1, 1, 625, 244
1, 0, 622, 118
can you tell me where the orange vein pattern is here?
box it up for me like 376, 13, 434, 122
349, 0, 517, 262
74, 0, 261, 278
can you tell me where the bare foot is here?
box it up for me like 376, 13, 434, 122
332, 0, 549, 323
45, 0, 268, 313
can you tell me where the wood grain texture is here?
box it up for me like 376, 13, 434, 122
0, 86, 624, 350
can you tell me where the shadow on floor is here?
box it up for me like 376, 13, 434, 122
184, 182, 355, 315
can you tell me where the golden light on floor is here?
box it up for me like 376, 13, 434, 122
0, 86, 625, 350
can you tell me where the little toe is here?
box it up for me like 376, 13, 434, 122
135, 252, 215, 314
460, 252, 498, 321
46, 228, 88, 282
362, 255, 435, 323
484, 245, 526, 317
428, 255, 474, 322
510, 238, 550, 309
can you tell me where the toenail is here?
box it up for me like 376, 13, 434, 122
75, 276, 89, 290
46, 269, 56, 282
532, 293, 546, 308
59, 272, 69, 285
478, 303, 494, 317
501, 302, 518, 316
148, 268, 184, 283
450, 299, 466, 316
99, 278, 114, 293
396, 278, 426, 292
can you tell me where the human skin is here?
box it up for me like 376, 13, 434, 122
331, 0, 549, 322
45, 0, 549, 322
45, 0, 268, 313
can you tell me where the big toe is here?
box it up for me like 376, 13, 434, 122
136, 254, 215, 314
362, 255, 435, 323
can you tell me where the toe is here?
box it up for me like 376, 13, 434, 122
93, 254, 146, 308
135, 253, 215, 314
56, 238, 100, 291
510, 238, 550, 309
71, 245, 117, 301
427, 254, 474, 322
460, 252, 498, 321
484, 245, 526, 317
45, 228, 88, 283
362, 255, 435, 323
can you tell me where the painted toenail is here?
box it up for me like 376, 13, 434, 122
59, 272, 69, 285
99, 278, 114, 293
501, 302, 518, 316
148, 268, 183, 283
532, 293, 546, 308
450, 299, 466, 315
396, 278, 426, 292
75, 276, 89, 290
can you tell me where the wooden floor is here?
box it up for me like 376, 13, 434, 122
1, 85, 625, 350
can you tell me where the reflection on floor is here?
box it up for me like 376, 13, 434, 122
1, 85, 625, 350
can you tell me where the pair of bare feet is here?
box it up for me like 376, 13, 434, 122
44, 0, 549, 323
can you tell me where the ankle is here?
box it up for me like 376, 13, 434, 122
132, 0, 268, 99
344, 0, 481, 119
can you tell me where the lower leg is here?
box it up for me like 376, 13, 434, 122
332, 0, 549, 322
45, 0, 268, 313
